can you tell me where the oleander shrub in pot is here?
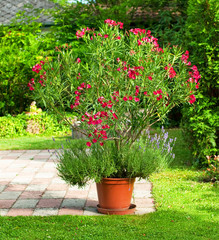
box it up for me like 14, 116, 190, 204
30, 19, 200, 214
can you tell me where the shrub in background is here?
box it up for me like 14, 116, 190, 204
181, 0, 218, 165
0, 13, 57, 116
0, 112, 73, 138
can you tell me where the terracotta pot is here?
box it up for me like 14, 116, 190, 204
96, 178, 135, 210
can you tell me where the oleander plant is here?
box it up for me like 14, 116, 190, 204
29, 19, 200, 185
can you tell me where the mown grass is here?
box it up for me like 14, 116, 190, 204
0, 129, 218, 240
0, 135, 76, 150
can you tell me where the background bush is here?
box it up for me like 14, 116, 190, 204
181, 0, 218, 165
0, 112, 74, 138
0, 13, 57, 116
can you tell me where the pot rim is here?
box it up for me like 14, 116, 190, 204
101, 177, 135, 181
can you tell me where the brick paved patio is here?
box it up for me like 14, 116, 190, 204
0, 150, 155, 216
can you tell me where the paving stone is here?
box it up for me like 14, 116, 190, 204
0, 200, 16, 208
11, 150, 25, 153
51, 178, 66, 184
7, 154, 22, 158
135, 207, 156, 215
59, 208, 83, 215
30, 178, 51, 185
33, 208, 59, 216
85, 199, 98, 208
65, 190, 88, 199
19, 191, 43, 199
61, 198, 86, 209
1, 156, 18, 160
0, 191, 21, 200
25, 184, 48, 192
0, 185, 5, 192
68, 185, 90, 191
42, 162, 56, 168
133, 198, 154, 208
26, 162, 44, 168
21, 168, 39, 173
7, 165, 27, 170
4, 184, 27, 192
83, 207, 102, 216
0, 172, 17, 178
37, 199, 63, 208
0, 209, 9, 216
133, 190, 152, 198
7, 208, 33, 216
46, 184, 68, 191
87, 191, 98, 200
42, 191, 66, 199
11, 177, 33, 184
23, 150, 41, 154
0, 150, 11, 155
34, 172, 55, 178
134, 183, 152, 191
12, 199, 39, 208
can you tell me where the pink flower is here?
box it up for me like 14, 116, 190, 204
100, 142, 104, 146
128, 96, 133, 100
123, 96, 128, 101
148, 76, 152, 81
157, 89, 162, 94
77, 58, 81, 63
112, 113, 118, 120
189, 94, 196, 104
87, 84, 91, 89
104, 35, 109, 38
134, 97, 140, 102
86, 142, 92, 147
117, 67, 121, 72
144, 91, 147, 95
92, 139, 97, 143
116, 36, 121, 40
70, 104, 74, 109
137, 40, 142, 46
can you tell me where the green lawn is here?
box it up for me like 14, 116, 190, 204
0, 129, 218, 240
0, 135, 77, 150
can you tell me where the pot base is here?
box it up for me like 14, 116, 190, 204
97, 204, 136, 215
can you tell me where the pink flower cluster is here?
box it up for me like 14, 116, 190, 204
32, 61, 44, 74
187, 65, 201, 92
104, 19, 123, 29
70, 82, 91, 109
28, 78, 35, 91
28, 61, 46, 90
189, 94, 196, 104
164, 65, 176, 78
130, 29, 151, 36
98, 96, 114, 109
130, 29, 164, 53
153, 89, 163, 101
76, 27, 92, 39
127, 66, 144, 80
82, 109, 119, 147
181, 50, 191, 66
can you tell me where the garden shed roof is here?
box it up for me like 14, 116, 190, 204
0, 0, 57, 25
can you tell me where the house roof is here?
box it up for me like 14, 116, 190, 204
0, 0, 58, 26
